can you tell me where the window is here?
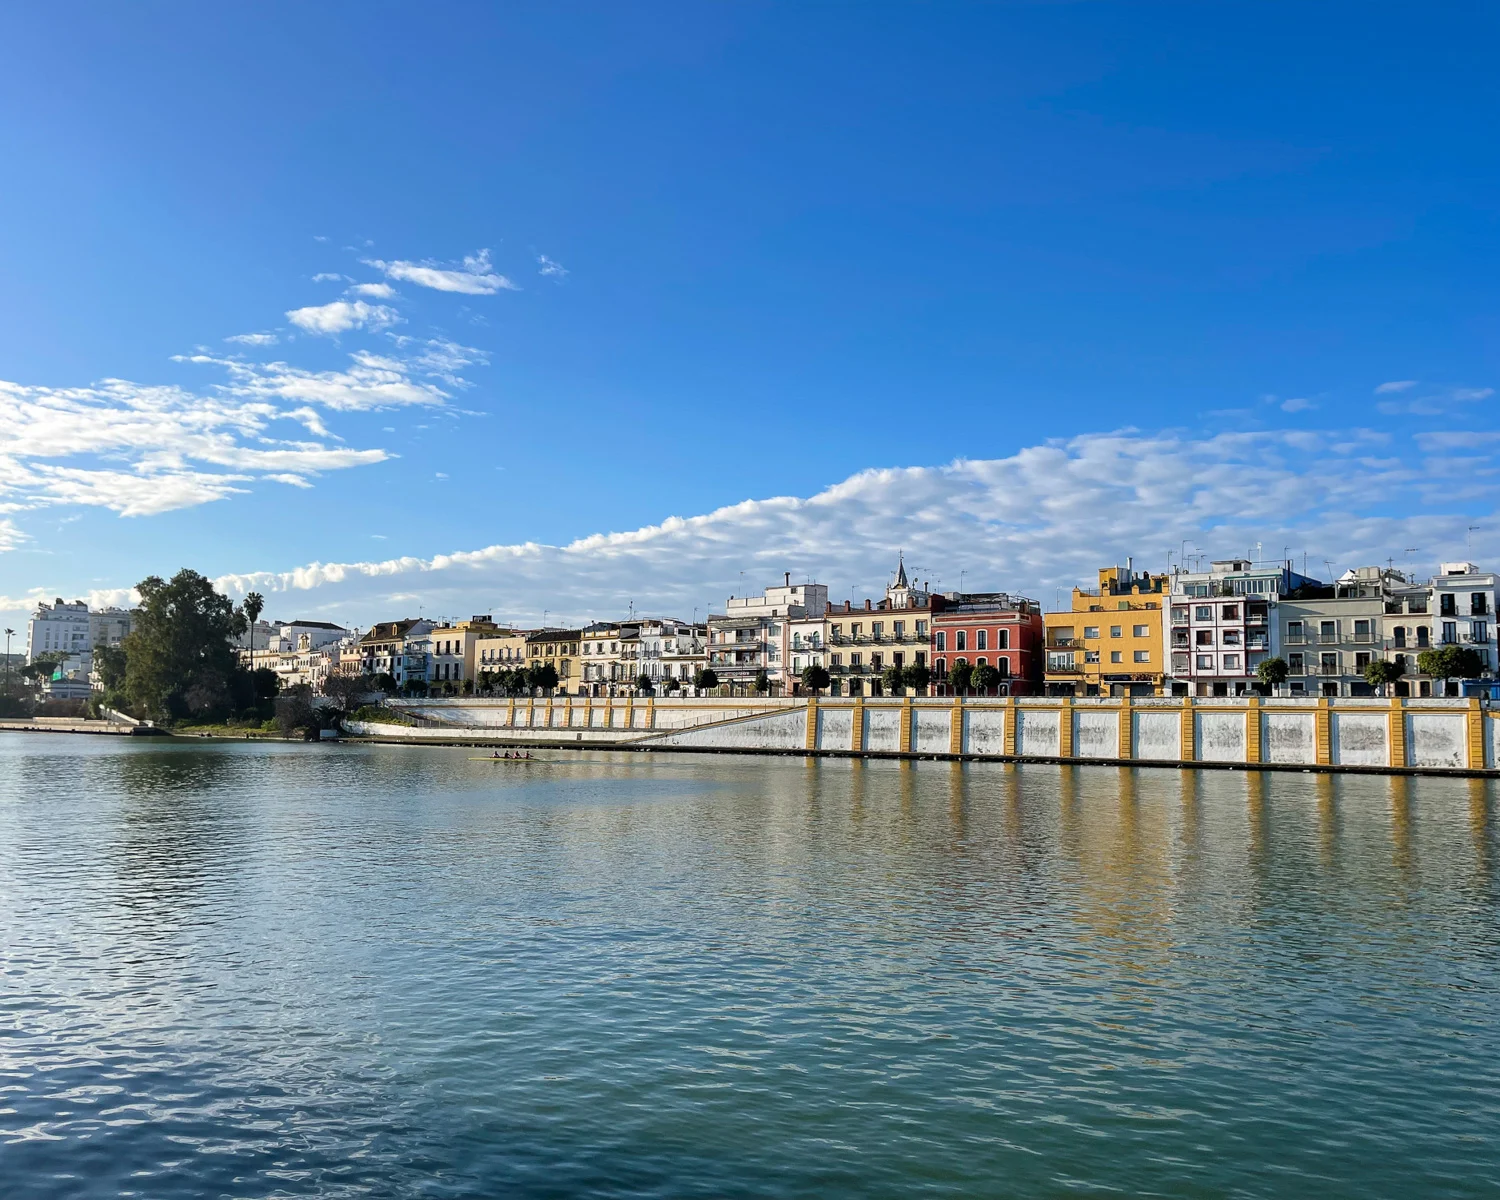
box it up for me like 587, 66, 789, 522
1440, 593, 1456, 617
1133, 624, 1149, 637
1083, 626, 1100, 639
1355, 652, 1371, 671
1222, 605, 1239, 620
893, 621, 905, 637
1110, 651, 1123, 664
998, 629, 1009, 649
872, 622, 883, 637
871, 654, 883, 670
1416, 626, 1430, 647
1443, 621, 1458, 644
1133, 650, 1149, 663
956, 631, 967, 651
893, 652, 904, 668
935, 632, 946, 651
1408, 597, 1428, 615
1475, 622, 1489, 644
915, 621, 926, 636
831, 653, 842, 666
1172, 607, 1189, 626
851, 623, 862, 638
915, 652, 925, 667
851, 653, 862, 667
1472, 593, 1489, 616
831, 624, 843, 640
1110, 625, 1122, 638
1288, 653, 1304, 674
934, 658, 945, 675
997, 659, 1010, 677
1321, 653, 1338, 673
1196, 655, 1213, 670
1173, 653, 1190, 672
1085, 651, 1100, 664
976, 656, 987, 667
1222, 630, 1241, 647
1354, 619, 1371, 640
1196, 630, 1213, 646
1195, 606, 1213, 621
977, 630, 988, 650
1222, 654, 1240, 670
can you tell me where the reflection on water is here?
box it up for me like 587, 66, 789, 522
1, 735, 1498, 1199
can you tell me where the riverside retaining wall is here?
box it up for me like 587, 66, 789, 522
343, 694, 1500, 775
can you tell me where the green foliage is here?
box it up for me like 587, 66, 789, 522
124, 569, 248, 723
94, 644, 128, 692
20, 651, 68, 682
947, 660, 972, 694
635, 672, 654, 694
880, 664, 904, 695
351, 703, 413, 726
971, 663, 1001, 693
802, 663, 831, 694
902, 662, 932, 693
694, 667, 719, 691
1256, 657, 1289, 687
528, 662, 559, 692
275, 683, 318, 738
1364, 659, 1404, 692
753, 668, 770, 694
1417, 645, 1484, 681
242, 592, 265, 650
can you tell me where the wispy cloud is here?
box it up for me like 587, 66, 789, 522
537, 254, 568, 279
225, 332, 279, 346
311, 272, 347, 283
364, 248, 516, 295
285, 299, 401, 336
347, 281, 396, 299
1279, 397, 1316, 413
1375, 380, 1418, 394
1376, 382, 1494, 416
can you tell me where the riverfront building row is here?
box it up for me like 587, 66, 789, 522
21, 554, 1500, 703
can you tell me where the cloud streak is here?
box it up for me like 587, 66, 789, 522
364, 249, 516, 295
285, 299, 401, 335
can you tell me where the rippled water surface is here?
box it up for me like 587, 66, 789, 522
2, 736, 1498, 1198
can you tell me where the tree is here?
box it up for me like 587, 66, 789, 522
1364, 658, 1404, 695
528, 662, 559, 693
124, 569, 246, 722
372, 672, 398, 694
971, 663, 1001, 694
947, 659, 973, 695
242, 591, 265, 652
275, 682, 319, 739
881, 664, 905, 695
802, 663, 831, 695
693, 667, 719, 692
753, 668, 770, 694
903, 662, 932, 694
1418, 645, 1484, 689
324, 672, 375, 713
1256, 657, 1289, 694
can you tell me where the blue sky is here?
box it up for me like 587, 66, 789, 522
1, 3, 1497, 628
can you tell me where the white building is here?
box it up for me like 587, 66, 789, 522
708, 574, 829, 694
27, 599, 91, 662
268, 620, 349, 652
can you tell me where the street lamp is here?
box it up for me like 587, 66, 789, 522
3, 628, 11, 694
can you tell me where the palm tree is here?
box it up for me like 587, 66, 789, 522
243, 592, 265, 652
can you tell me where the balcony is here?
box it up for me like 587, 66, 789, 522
1047, 636, 1077, 648
1316, 663, 1342, 676
1045, 664, 1083, 675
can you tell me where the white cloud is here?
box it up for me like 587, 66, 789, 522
1375, 380, 1418, 394
1280, 397, 1316, 413
225, 332, 279, 346
364, 248, 516, 295
348, 281, 396, 299
1376, 384, 1495, 417
285, 299, 401, 336
197, 426, 1500, 628
537, 254, 568, 279
311, 272, 347, 283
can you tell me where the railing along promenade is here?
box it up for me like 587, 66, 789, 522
343, 693, 1500, 776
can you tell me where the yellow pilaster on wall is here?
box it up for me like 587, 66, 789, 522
851, 700, 865, 753
1118, 696, 1133, 760
899, 696, 913, 753
1058, 697, 1074, 758
583, 696, 593, 730
1245, 695, 1262, 764
506, 697, 516, 728
623, 697, 634, 732
1467, 697, 1484, 769
562, 696, 573, 729
949, 695, 964, 755
1004, 696, 1018, 757
544, 698, 555, 730
805, 696, 819, 751
1315, 698, 1332, 765
1180, 698, 1195, 763
1388, 697, 1406, 767
646, 697, 656, 731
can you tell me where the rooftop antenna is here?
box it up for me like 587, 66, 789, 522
1405, 547, 1419, 579
1323, 560, 1335, 584
1468, 524, 1480, 556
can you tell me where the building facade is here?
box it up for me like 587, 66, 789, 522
357, 619, 434, 688
1044, 563, 1168, 697
820, 560, 937, 696
27, 599, 92, 662
427, 615, 505, 692
1165, 560, 1317, 696
930, 593, 1045, 695
708, 574, 829, 694
526, 628, 583, 692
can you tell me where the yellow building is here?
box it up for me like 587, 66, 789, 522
474, 629, 531, 687
526, 628, 583, 693
1044, 564, 1167, 697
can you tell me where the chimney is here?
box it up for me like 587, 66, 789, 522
844, 600, 851, 612
784, 571, 791, 587
865, 599, 872, 610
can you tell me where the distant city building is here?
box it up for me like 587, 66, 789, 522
358, 619, 435, 687
27, 599, 91, 662
709, 574, 828, 695
931, 591, 1044, 695
1045, 562, 1167, 697
819, 558, 937, 696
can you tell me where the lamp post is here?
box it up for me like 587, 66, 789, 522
3, 628, 11, 694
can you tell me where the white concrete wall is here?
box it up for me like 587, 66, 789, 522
962, 709, 1006, 756
817, 708, 854, 752
652, 708, 806, 750
1016, 708, 1060, 757
1407, 712, 1467, 769
912, 707, 951, 754
1134, 711, 1180, 761
1073, 710, 1119, 759
1196, 711, 1246, 763
863, 707, 903, 753
1263, 712, 1316, 765
1332, 712, 1387, 767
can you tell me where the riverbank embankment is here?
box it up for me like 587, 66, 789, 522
341, 693, 1500, 778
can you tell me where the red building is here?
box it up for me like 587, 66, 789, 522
930, 593, 1045, 695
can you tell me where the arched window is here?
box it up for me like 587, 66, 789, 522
976, 657, 987, 666
935, 658, 947, 676
998, 629, 1010, 649
997, 658, 1011, 677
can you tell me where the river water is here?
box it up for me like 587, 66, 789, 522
1, 735, 1497, 1198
